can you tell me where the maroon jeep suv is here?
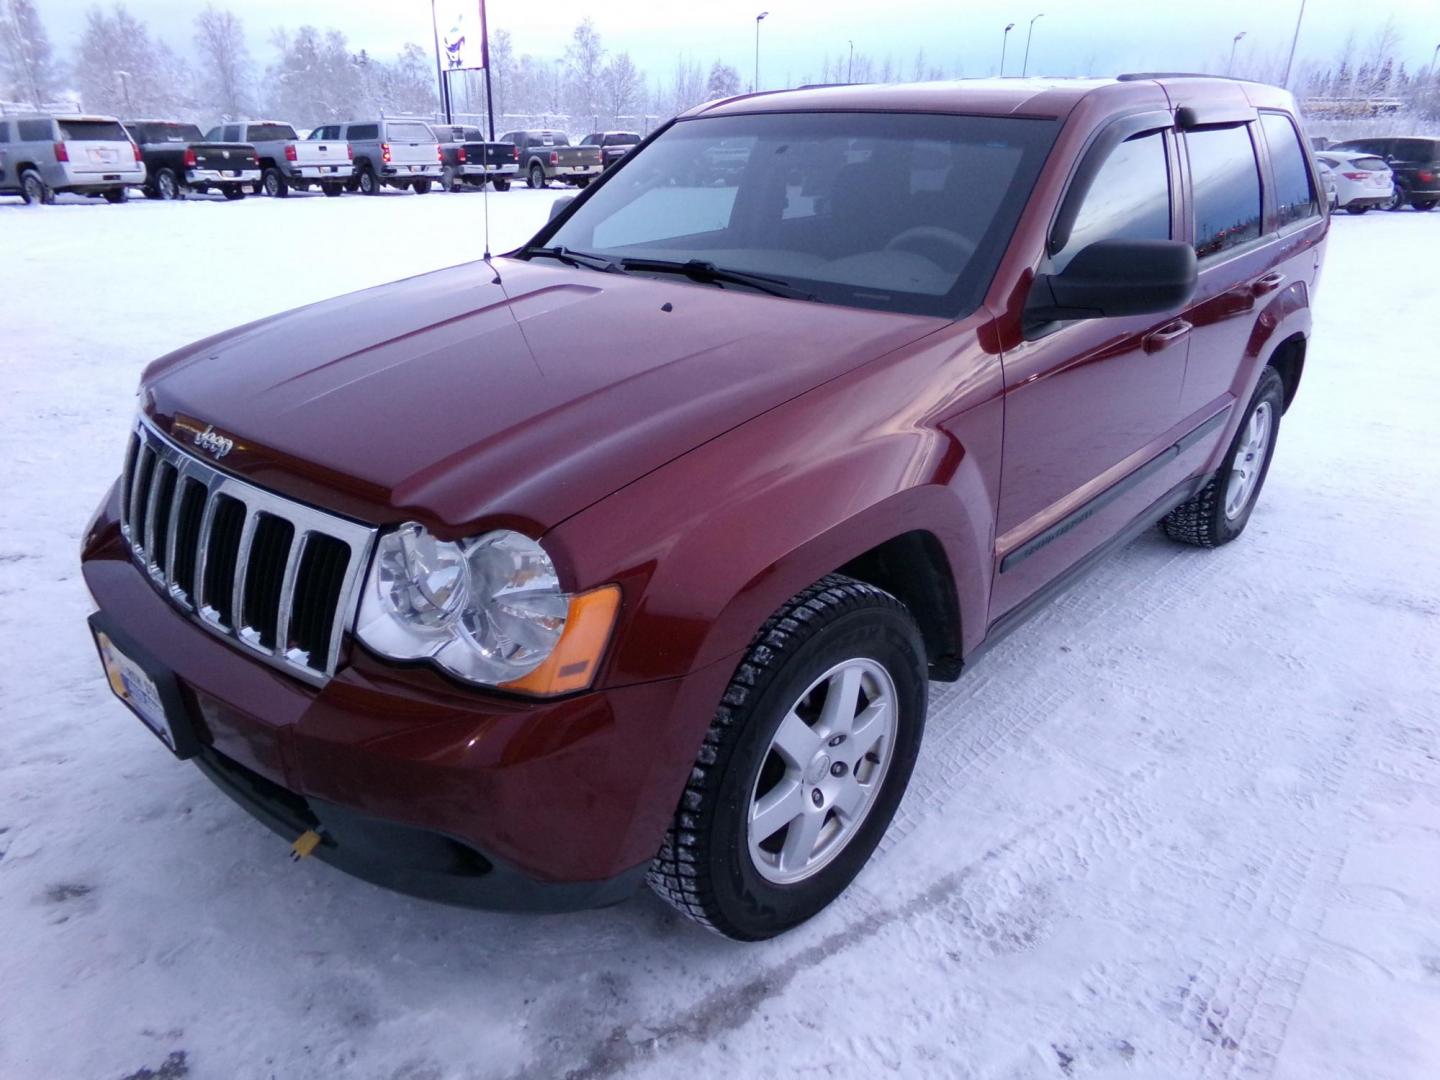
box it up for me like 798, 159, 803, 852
82, 75, 1326, 940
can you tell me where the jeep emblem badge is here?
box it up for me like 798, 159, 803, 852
193, 424, 234, 460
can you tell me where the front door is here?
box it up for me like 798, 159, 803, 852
991, 120, 1192, 618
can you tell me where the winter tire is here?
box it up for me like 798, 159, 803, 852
647, 573, 927, 940
574, 177, 591, 188
321, 182, 343, 197
103, 188, 127, 203
413, 178, 432, 194
19, 168, 53, 205
1413, 199, 1437, 212
528, 163, 546, 189
492, 177, 510, 192
262, 168, 289, 198
359, 166, 380, 195
1381, 184, 1407, 212
155, 169, 181, 200
1161, 365, 1285, 548
1345, 205, 1369, 215
222, 185, 246, 200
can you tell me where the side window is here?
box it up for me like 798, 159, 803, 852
351, 124, 379, 141
1186, 125, 1262, 259
1395, 139, 1436, 163
1053, 130, 1171, 272
0, 122, 10, 143
1259, 112, 1316, 228
226, 125, 242, 142
18, 119, 53, 141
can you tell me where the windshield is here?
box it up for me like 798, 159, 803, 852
543, 111, 1058, 318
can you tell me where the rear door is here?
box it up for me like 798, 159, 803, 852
992, 113, 1191, 615
382, 120, 438, 168
1173, 117, 1282, 421
58, 119, 134, 175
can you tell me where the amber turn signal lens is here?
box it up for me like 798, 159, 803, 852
500, 585, 621, 696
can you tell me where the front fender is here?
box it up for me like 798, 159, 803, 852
544, 320, 1004, 688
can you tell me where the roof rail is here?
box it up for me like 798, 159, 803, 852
1117, 72, 1244, 82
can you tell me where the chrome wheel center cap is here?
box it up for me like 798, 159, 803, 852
804, 752, 832, 786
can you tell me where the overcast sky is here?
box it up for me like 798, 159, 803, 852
40, 0, 1440, 86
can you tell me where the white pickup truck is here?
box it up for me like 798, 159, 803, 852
204, 120, 353, 198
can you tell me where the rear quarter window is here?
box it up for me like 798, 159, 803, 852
1395, 139, 1440, 163
348, 123, 379, 141
18, 119, 55, 141
1185, 125, 1262, 259
1258, 112, 1317, 228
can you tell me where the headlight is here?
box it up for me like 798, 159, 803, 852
355, 522, 619, 694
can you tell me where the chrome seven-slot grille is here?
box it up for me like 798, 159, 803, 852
119, 417, 377, 685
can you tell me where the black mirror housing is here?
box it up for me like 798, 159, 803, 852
1026, 239, 1198, 331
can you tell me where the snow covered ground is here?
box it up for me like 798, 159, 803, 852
1, 186, 1438, 1080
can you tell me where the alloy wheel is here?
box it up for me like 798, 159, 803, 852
1225, 401, 1273, 520
747, 657, 898, 884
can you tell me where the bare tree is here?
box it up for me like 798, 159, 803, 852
601, 51, 640, 128
665, 55, 705, 119
75, 5, 190, 117
1, 0, 60, 105
192, 5, 252, 120
705, 60, 740, 100
564, 17, 605, 124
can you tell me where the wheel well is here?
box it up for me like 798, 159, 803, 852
836, 530, 963, 681
1267, 334, 1306, 413
258, 157, 277, 170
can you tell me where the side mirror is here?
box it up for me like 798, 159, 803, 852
549, 195, 575, 221
1025, 239, 1198, 332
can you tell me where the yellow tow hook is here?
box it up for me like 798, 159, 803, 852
289, 829, 323, 862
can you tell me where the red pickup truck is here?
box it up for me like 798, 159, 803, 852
83, 75, 1326, 940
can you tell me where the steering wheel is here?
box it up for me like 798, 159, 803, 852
883, 226, 976, 266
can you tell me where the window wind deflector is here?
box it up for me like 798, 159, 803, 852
619, 258, 817, 301
521, 246, 624, 273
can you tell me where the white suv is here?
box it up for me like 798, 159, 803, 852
0, 112, 146, 204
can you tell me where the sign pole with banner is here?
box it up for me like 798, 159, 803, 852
481, 0, 496, 139
429, 0, 452, 124
432, 1, 492, 130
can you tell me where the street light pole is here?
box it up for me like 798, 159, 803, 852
1022, 14, 1044, 78
429, 0, 452, 124
1281, 0, 1307, 89
1228, 31, 1246, 76
115, 69, 133, 115
848, 40, 854, 83
755, 12, 768, 92
1000, 22, 1015, 76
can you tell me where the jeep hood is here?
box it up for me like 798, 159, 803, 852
141, 258, 944, 534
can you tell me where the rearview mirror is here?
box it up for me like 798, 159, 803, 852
1025, 239, 1198, 333
549, 195, 575, 221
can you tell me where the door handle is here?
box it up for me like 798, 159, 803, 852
1252, 271, 1286, 296
1143, 319, 1192, 353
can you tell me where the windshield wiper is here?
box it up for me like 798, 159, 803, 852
620, 258, 817, 301
522, 245, 624, 273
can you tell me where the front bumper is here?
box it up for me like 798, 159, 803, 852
80, 486, 733, 910
187, 168, 261, 186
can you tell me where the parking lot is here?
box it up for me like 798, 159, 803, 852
1, 191, 1438, 1079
